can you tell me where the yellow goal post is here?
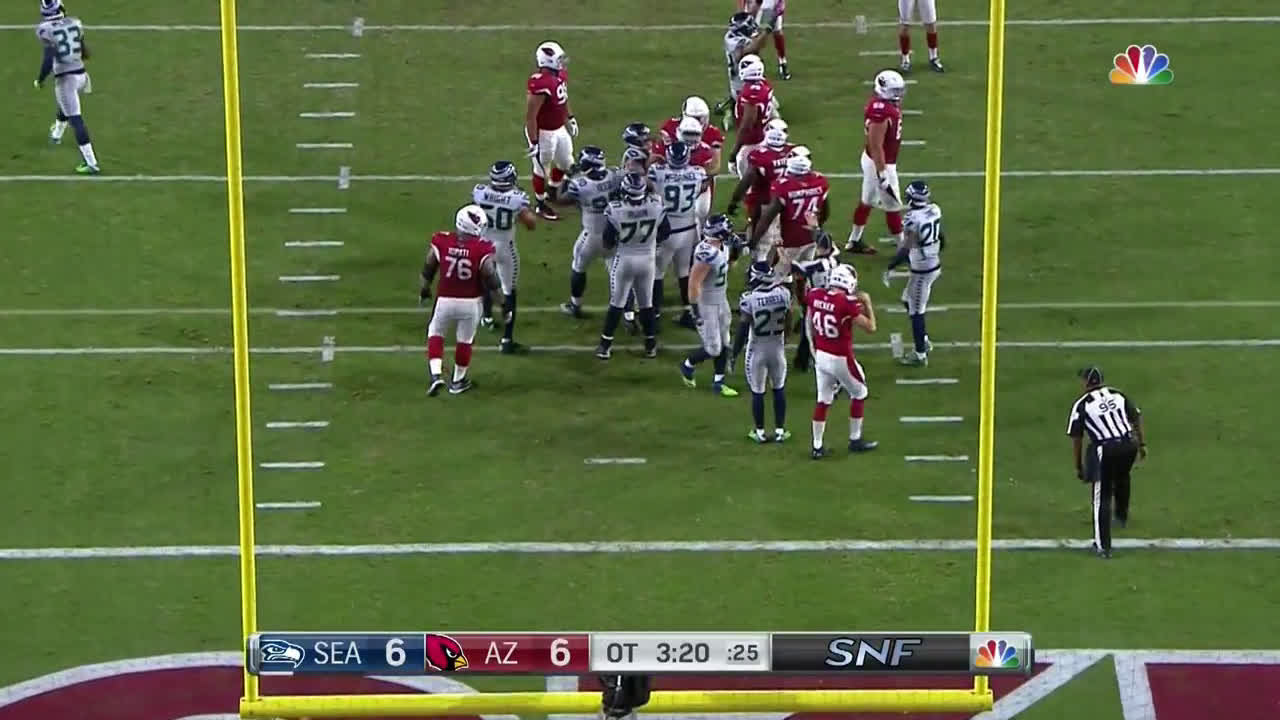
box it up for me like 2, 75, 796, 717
220, 0, 1010, 714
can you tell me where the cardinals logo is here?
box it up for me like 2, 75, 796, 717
425, 634, 469, 672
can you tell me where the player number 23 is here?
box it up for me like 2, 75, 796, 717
810, 311, 840, 339
443, 256, 473, 280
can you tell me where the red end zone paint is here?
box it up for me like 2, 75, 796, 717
0, 654, 488, 720
576, 668, 1049, 720
1147, 664, 1280, 720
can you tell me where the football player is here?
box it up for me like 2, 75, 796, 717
805, 265, 879, 458
34, 0, 99, 174
846, 69, 908, 256
556, 146, 618, 318
420, 205, 501, 396
728, 54, 777, 180
750, 146, 829, 281
883, 179, 943, 366
726, 118, 791, 262
730, 261, 792, 443
679, 215, 741, 397
899, 0, 944, 73
790, 220, 839, 371
649, 142, 709, 331
659, 97, 725, 174
740, 0, 790, 80
525, 41, 577, 221
596, 172, 670, 360
655, 115, 721, 229
620, 122, 653, 173
715, 12, 770, 124
472, 161, 538, 353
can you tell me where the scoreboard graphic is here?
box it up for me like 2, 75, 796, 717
247, 632, 1033, 676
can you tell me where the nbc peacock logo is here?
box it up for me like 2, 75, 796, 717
974, 639, 1020, 669
1109, 44, 1174, 85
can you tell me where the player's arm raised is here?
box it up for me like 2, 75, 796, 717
853, 291, 877, 333
524, 90, 545, 159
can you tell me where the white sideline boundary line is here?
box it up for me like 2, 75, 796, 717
3, 537, 1280, 560
268, 382, 332, 390
2, 299, 1275, 318
5, 168, 1280, 183
900, 416, 964, 423
1, 17, 1279, 32
265, 421, 330, 429
256, 501, 322, 510
3, 338, 1280, 356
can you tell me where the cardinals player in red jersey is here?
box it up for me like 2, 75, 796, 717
419, 205, 501, 397
846, 69, 908, 256
739, 0, 790, 79
750, 146, 828, 280
659, 96, 725, 169
805, 264, 879, 459
726, 117, 791, 261
729, 54, 776, 180
525, 41, 577, 222
898, 0, 944, 73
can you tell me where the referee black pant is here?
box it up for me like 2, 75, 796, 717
1085, 437, 1139, 551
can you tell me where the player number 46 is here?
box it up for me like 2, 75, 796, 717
443, 256, 473, 280
810, 311, 840, 339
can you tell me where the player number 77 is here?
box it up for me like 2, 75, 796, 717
788, 196, 822, 222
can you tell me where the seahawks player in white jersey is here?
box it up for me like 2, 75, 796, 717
883, 180, 944, 366
596, 172, 669, 360
555, 146, 617, 318
34, 0, 99, 174
649, 141, 708, 332
680, 215, 744, 397
714, 12, 769, 127
731, 262, 792, 443
789, 227, 838, 372
472, 161, 538, 354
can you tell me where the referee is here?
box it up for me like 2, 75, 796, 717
1066, 366, 1147, 558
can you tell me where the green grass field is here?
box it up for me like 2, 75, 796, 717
2, 1, 1279, 718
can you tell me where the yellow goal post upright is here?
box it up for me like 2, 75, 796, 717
221, 0, 1010, 714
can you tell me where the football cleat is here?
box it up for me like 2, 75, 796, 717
676, 309, 697, 330
848, 438, 879, 453
774, 428, 792, 443
779, 62, 792, 81
811, 446, 827, 460
900, 57, 912, 73
47, 122, 62, 145
480, 316, 496, 331
898, 352, 928, 367
427, 376, 446, 397
75, 163, 100, 175
448, 377, 474, 395
930, 57, 945, 73
679, 362, 696, 388
748, 428, 768, 444
535, 200, 559, 221
500, 339, 529, 355
844, 239, 879, 255
712, 383, 739, 398
595, 342, 612, 360
924, 336, 934, 353
560, 301, 584, 318
643, 339, 658, 358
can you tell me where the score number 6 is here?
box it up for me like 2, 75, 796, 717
550, 637, 571, 667
386, 638, 406, 666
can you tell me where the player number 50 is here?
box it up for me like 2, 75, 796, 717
385, 638, 406, 667
550, 637, 571, 667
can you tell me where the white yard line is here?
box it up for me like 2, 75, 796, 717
3, 537, 1279, 560
295, 143, 353, 150
866, 79, 919, 85
6, 168, 1280, 182
278, 275, 340, 282
304, 52, 362, 58
259, 461, 325, 469
256, 501, 322, 510
288, 207, 346, 214
275, 309, 340, 317
298, 111, 356, 118
859, 50, 901, 56
3, 338, 1280, 357
268, 382, 332, 391
303, 82, 359, 89
584, 457, 647, 465
265, 421, 330, 429
901, 140, 927, 146
910, 495, 975, 503
900, 416, 964, 423
284, 240, 344, 248
3, 299, 1276, 318
897, 378, 960, 385
0, 17, 1278, 32
905, 454, 970, 462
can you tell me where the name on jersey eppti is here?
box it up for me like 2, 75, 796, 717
1109, 44, 1174, 85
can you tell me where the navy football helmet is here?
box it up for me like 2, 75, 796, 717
622, 122, 652, 148
488, 160, 517, 189
619, 172, 648, 201
578, 145, 607, 171
729, 11, 758, 36
665, 142, 692, 169
905, 179, 931, 207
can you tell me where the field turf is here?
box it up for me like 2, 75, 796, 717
1, 1, 1278, 718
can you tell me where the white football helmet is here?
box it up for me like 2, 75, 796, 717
681, 96, 711, 127
455, 204, 489, 236
785, 145, 812, 175
763, 118, 789, 149
873, 69, 907, 102
535, 41, 568, 71
739, 54, 766, 82
829, 264, 858, 294
677, 116, 703, 144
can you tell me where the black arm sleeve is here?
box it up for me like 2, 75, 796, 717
603, 222, 619, 249
655, 216, 672, 244
731, 317, 751, 360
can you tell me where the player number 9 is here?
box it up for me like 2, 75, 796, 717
550, 638, 571, 667
386, 638, 406, 666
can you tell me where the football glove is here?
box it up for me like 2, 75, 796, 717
418, 286, 431, 305
33, 79, 43, 89
567, 115, 579, 137
525, 143, 539, 159
725, 201, 739, 216
878, 174, 899, 202
690, 303, 703, 326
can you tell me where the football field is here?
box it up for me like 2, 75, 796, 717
2, 1, 1279, 718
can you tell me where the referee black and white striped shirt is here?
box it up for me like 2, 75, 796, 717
1067, 385, 1141, 443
